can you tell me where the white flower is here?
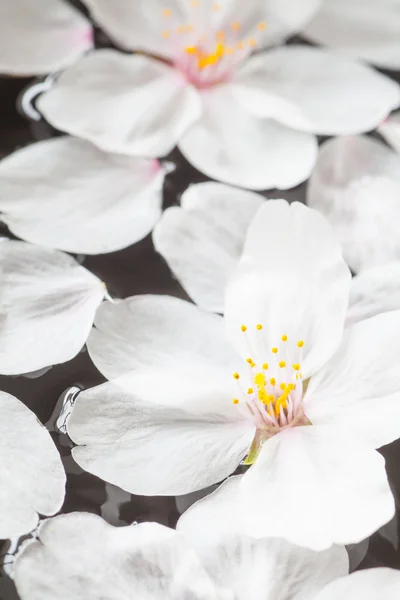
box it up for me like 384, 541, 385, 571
68, 200, 400, 549
303, 0, 400, 70
0, 390, 65, 539
307, 134, 400, 273
0, 0, 93, 76
0, 239, 106, 374
0, 136, 167, 254
12, 479, 349, 600
36, 0, 400, 190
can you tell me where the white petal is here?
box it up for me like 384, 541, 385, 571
38, 50, 201, 157
87, 294, 237, 380
307, 135, 400, 272
233, 46, 400, 134
379, 111, 400, 154
153, 182, 264, 313
179, 477, 348, 600
0, 240, 105, 375
303, 0, 400, 70
14, 513, 218, 600
241, 426, 395, 549
0, 0, 92, 76
305, 310, 400, 449
68, 380, 254, 495
0, 391, 65, 539
0, 137, 165, 254
346, 263, 400, 327
313, 568, 400, 600
178, 84, 318, 191
224, 200, 351, 378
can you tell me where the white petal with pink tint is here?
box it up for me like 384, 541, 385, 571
224, 201, 351, 379
307, 135, 400, 273
233, 46, 400, 134
38, 50, 201, 157
346, 263, 400, 326
241, 425, 394, 549
179, 84, 317, 190
0, 137, 165, 255
0, 0, 92, 76
153, 182, 264, 312
0, 240, 105, 375
0, 391, 65, 539
303, 0, 400, 70
305, 310, 400, 450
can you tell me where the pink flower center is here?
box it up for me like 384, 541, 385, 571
159, 3, 267, 88
232, 326, 310, 440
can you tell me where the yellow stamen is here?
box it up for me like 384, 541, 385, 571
248, 38, 256, 47
281, 334, 288, 342
272, 347, 278, 354
288, 383, 295, 391
232, 398, 239, 405
256, 324, 263, 330
162, 8, 172, 18
297, 340, 304, 348
270, 378, 276, 386
231, 21, 241, 31
241, 325, 247, 332
257, 21, 267, 31
279, 361, 286, 368
262, 363, 269, 370
254, 373, 266, 387
280, 383, 286, 391
233, 372, 240, 380
247, 388, 254, 395
293, 364, 300, 371
258, 389, 268, 403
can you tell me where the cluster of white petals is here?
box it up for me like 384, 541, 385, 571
1, 0, 400, 597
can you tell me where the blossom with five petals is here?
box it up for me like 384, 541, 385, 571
36, 0, 400, 190
68, 200, 400, 549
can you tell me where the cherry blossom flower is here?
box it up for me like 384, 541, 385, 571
68, 200, 400, 549
0, 0, 93, 76
307, 135, 400, 273
0, 239, 106, 375
35, 0, 400, 190
303, 0, 400, 70
12, 482, 348, 600
0, 390, 65, 539
0, 136, 167, 254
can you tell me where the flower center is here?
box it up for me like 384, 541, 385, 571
232, 326, 310, 457
160, 3, 266, 87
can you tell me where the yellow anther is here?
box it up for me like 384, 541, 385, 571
297, 340, 304, 348
254, 373, 266, 387
241, 325, 247, 332
232, 398, 239, 405
293, 364, 300, 371
272, 347, 278, 354
256, 324, 263, 330
248, 38, 256, 47
288, 383, 295, 391
262, 363, 269, 370
162, 8, 172, 17
233, 372, 240, 380
278, 361, 286, 368
270, 378, 276, 386
281, 334, 288, 342
162, 30, 171, 38
280, 383, 286, 391
257, 21, 267, 31
246, 358, 256, 368
186, 46, 197, 54
247, 388, 254, 395
231, 21, 241, 31
258, 389, 267, 403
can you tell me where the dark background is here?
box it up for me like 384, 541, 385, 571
1, 2, 400, 598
